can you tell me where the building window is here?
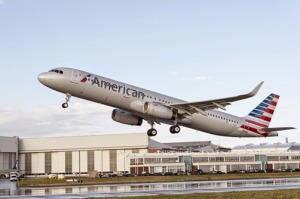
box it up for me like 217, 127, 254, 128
280, 156, 289, 161
25, 153, 32, 175
162, 158, 178, 163
110, 150, 117, 172
45, 152, 52, 174
240, 156, 254, 162
193, 157, 209, 163
88, 151, 95, 172
130, 158, 144, 165
130, 159, 136, 165
145, 158, 161, 164
268, 156, 279, 161
65, 152, 72, 174
225, 157, 239, 162
291, 156, 300, 160
209, 157, 224, 162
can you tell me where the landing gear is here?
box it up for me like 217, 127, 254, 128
170, 112, 181, 134
170, 125, 180, 134
147, 128, 157, 136
62, 93, 71, 109
147, 120, 157, 137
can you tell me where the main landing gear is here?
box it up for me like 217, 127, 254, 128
62, 93, 71, 108
147, 120, 157, 137
146, 121, 181, 137
170, 125, 180, 134
170, 112, 181, 134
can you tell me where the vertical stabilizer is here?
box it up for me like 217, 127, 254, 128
242, 94, 280, 136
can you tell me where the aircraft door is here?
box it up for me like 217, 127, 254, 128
71, 69, 79, 84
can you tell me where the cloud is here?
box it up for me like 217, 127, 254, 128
0, 103, 133, 138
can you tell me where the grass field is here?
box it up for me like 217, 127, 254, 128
18, 172, 300, 187
17, 173, 300, 199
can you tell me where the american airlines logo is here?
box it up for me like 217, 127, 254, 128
80, 74, 92, 83
91, 77, 145, 99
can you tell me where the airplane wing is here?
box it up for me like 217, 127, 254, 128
170, 81, 264, 115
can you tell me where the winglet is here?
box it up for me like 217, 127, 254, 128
248, 81, 264, 97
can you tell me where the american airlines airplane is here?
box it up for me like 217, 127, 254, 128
38, 67, 295, 137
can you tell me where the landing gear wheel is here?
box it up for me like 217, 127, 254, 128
147, 128, 157, 136
62, 93, 71, 109
170, 125, 180, 134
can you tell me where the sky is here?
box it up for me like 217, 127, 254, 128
0, 0, 299, 148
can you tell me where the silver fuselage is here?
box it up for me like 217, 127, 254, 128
38, 67, 277, 137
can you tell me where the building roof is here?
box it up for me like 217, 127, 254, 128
148, 139, 174, 149
233, 142, 300, 151
165, 141, 211, 148
288, 145, 300, 151
163, 141, 229, 152
18, 133, 149, 152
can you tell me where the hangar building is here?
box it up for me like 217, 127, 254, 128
0, 136, 18, 171
17, 133, 153, 175
2, 133, 300, 175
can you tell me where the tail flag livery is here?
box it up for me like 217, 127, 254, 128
242, 94, 294, 137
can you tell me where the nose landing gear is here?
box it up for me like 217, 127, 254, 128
62, 93, 71, 109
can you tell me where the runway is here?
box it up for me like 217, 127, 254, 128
1, 178, 300, 198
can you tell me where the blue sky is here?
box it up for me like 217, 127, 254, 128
0, 0, 299, 147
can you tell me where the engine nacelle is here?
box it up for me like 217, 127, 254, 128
111, 109, 143, 126
130, 101, 174, 120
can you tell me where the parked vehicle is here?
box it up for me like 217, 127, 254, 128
10, 174, 18, 181
211, 170, 225, 174
124, 173, 137, 177
48, 174, 57, 179
57, 174, 65, 179
193, 169, 205, 175
99, 173, 109, 178
140, 172, 151, 176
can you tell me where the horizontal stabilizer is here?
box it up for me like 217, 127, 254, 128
259, 127, 296, 132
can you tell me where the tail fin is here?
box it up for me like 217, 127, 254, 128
245, 93, 280, 127
242, 94, 280, 136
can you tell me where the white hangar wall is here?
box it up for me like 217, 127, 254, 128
18, 133, 149, 175
0, 136, 18, 170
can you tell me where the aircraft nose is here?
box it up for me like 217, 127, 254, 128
38, 72, 47, 84
38, 72, 53, 85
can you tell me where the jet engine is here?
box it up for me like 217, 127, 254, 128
111, 109, 143, 126
130, 101, 174, 120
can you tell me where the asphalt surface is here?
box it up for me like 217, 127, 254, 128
1, 178, 300, 198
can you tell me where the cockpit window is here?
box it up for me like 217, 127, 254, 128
49, 69, 64, 74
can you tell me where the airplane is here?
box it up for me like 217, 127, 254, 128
38, 67, 295, 137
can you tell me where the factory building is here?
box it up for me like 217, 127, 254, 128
18, 133, 151, 175
0, 136, 18, 171
1, 133, 300, 175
